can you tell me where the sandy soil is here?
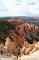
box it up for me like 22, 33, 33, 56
18, 50, 39, 60
0, 54, 17, 60
0, 50, 39, 60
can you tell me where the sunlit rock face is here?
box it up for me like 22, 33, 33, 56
3, 20, 39, 55
0, 43, 4, 54
20, 41, 39, 55
8, 19, 24, 25
4, 37, 17, 55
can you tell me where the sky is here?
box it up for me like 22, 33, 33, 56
0, 0, 39, 17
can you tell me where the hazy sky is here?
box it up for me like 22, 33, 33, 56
0, 0, 39, 17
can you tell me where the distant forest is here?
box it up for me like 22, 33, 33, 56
0, 16, 39, 26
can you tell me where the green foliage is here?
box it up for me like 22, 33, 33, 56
30, 34, 39, 42
0, 17, 12, 21
15, 31, 20, 35
0, 20, 16, 43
